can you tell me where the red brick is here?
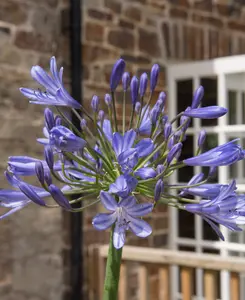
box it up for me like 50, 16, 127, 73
139, 28, 161, 57
118, 18, 135, 30
167, 0, 190, 7
193, 0, 213, 11
85, 22, 104, 42
15, 30, 52, 53
124, 5, 142, 22
104, 0, 122, 13
169, 7, 188, 19
108, 29, 135, 50
83, 44, 119, 62
88, 9, 113, 21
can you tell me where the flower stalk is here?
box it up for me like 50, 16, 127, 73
103, 226, 123, 300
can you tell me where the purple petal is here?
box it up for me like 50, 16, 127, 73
113, 222, 126, 249
128, 216, 152, 237
127, 203, 153, 217
118, 196, 136, 209
92, 212, 117, 230
0, 205, 28, 220
134, 167, 157, 179
112, 132, 124, 156
122, 130, 136, 152
100, 191, 118, 211
135, 138, 154, 157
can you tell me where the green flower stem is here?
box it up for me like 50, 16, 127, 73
103, 226, 123, 300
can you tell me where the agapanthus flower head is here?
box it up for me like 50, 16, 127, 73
2, 56, 245, 248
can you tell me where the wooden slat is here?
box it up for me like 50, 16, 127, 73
181, 267, 193, 300
98, 255, 105, 300
138, 264, 148, 300
204, 270, 217, 300
230, 272, 240, 300
118, 263, 127, 300
99, 246, 245, 272
158, 265, 170, 300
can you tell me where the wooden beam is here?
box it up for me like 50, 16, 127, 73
230, 272, 240, 300
118, 263, 127, 300
99, 246, 245, 272
138, 264, 148, 300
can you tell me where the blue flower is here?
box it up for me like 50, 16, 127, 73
49, 125, 86, 152
92, 191, 153, 249
112, 129, 154, 173
183, 106, 227, 119
184, 139, 244, 167
184, 181, 245, 240
109, 175, 138, 198
8, 156, 63, 176
20, 57, 80, 108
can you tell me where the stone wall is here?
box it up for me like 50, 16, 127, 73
0, 0, 63, 300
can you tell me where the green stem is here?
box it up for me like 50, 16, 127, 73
103, 227, 123, 300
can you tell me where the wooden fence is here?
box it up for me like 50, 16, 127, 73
87, 245, 245, 300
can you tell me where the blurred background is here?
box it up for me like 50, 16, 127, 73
1, 0, 245, 300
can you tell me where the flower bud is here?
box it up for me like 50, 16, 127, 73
164, 122, 172, 139
130, 76, 139, 105
198, 129, 206, 148
104, 93, 112, 107
192, 86, 204, 109
122, 72, 130, 91
44, 108, 55, 131
167, 142, 182, 164
80, 119, 87, 130
44, 145, 54, 170
44, 171, 52, 185
183, 106, 227, 119
91, 95, 99, 112
98, 110, 105, 122
167, 136, 175, 150
48, 184, 71, 210
156, 164, 165, 175
162, 115, 168, 126
35, 161, 45, 185
139, 73, 148, 97
150, 64, 160, 92
135, 102, 141, 114
150, 106, 161, 125
18, 181, 46, 206
209, 166, 217, 177
154, 179, 164, 202
55, 116, 62, 126
180, 115, 191, 131
110, 59, 126, 91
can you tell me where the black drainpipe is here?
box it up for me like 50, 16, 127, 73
69, 0, 83, 299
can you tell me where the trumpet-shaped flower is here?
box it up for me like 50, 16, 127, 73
92, 191, 153, 249
184, 139, 244, 167
184, 181, 245, 240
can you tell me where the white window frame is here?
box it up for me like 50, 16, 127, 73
167, 55, 245, 300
